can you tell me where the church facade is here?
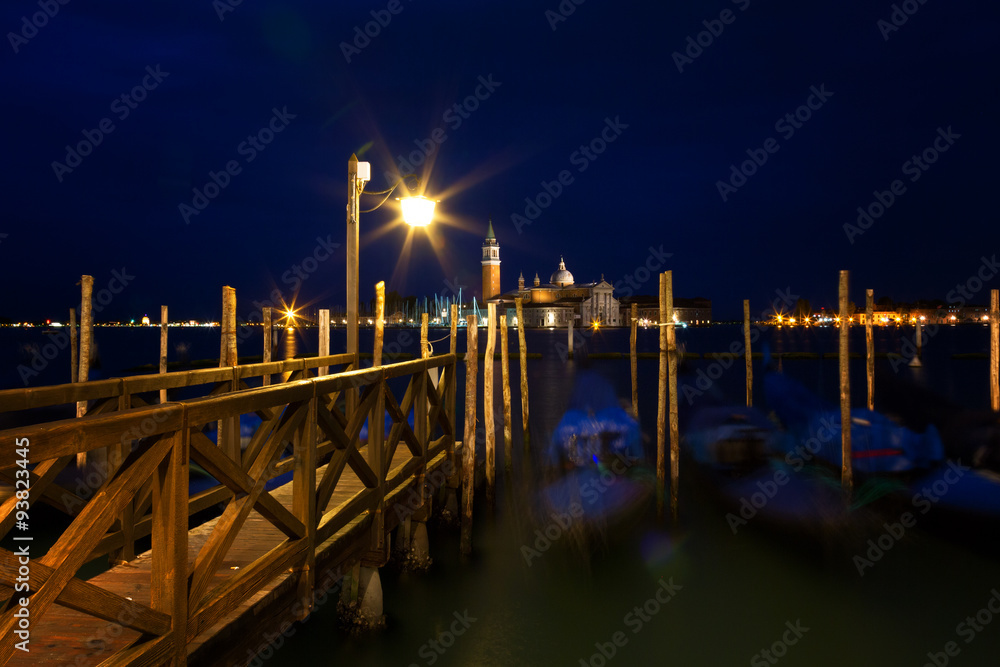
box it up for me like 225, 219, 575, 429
481, 224, 621, 327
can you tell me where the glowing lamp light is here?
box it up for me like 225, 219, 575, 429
400, 196, 436, 227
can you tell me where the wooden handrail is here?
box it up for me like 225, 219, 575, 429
0, 353, 356, 413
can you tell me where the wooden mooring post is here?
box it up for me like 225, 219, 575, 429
76, 275, 93, 417
219, 286, 239, 465
76, 275, 93, 468
516, 297, 530, 449
866, 289, 874, 410
500, 314, 512, 472
839, 270, 853, 495
160, 305, 168, 404
484, 303, 496, 507
567, 317, 574, 359
743, 299, 752, 407
319, 308, 331, 376
657, 273, 667, 518
992, 289, 999, 411
665, 271, 679, 523
461, 314, 478, 555
630, 302, 638, 418
262, 306, 272, 385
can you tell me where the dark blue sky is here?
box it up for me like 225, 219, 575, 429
2, 0, 997, 322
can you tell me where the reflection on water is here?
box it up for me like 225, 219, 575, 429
280, 327, 298, 382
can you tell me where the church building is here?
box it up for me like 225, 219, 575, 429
481, 222, 621, 327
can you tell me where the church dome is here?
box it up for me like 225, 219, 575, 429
549, 257, 574, 286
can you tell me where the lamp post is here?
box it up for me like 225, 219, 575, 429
346, 153, 436, 367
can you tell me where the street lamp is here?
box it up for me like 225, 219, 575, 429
346, 153, 436, 367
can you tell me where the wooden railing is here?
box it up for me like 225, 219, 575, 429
0, 353, 457, 665
0, 353, 357, 417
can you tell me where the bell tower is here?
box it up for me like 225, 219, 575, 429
481, 218, 501, 301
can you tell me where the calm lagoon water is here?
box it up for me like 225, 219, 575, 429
4, 324, 1000, 665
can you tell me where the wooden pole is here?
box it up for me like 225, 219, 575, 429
992, 290, 999, 412
839, 270, 853, 495
630, 303, 638, 419
666, 271, 679, 523
567, 317, 574, 360
69, 307, 78, 384
263, 307, 272, 386
743, 299, 752, 407
420, 312, 429, 361
484, 303, 496, 507
319, 308, 331, 376
77, 275, 93, 416
159, 305, 168, 404
460, 314, 478, 555
449, 304, 459, 469
515, 297, 530, 449
500, 314, 512, 472
220, 286, 231, 365
220, 286, 239, 464
373, 285, 385, 368
77, 275, 93, 468
866, 289, 874, 411
915, 319, 923, 361
656, 273, 667, 518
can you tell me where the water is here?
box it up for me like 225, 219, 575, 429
4, 324, 1000, 665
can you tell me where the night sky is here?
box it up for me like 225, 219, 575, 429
2, 0, 997, 322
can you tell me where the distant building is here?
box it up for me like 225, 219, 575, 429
481, 223, 621, 327
481, 219, 501, 302
619, 295, 712, 326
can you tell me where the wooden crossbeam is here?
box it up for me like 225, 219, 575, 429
189, 432, 304, 539
315, 446, 353, 516
0, 550, 170, 636
240, 408, 283, 473
0, 455, 74, 538
383, 377, 420, 462
187, 401, 307, 611
0, 436, 172, 663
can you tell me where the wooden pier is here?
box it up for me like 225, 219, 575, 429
0, 352, 459, 666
